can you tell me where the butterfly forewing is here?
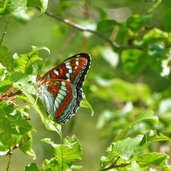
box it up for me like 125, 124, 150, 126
38, 53, 91, 123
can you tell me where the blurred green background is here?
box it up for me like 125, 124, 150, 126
1, 0, 171, 170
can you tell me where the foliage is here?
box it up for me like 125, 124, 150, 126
0, 0, 171, 171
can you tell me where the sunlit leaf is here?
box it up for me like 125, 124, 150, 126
0, 79, 12, 92
132, 110, 159, 126
19, 132, 36, 159
137, 152, 170, 169
27, 0, 49, 14
13, 49, 42, 74
81, 95, 94, 116
101, 46, 119, 68
95, 77, 151, 102
110, 135, 144, 160
24, 163, 40, 171
0, 132, 22, 152
21, 86, 46, 124
0, 103, 32, 135
126, 15, 150, 32
0, 46, 13, 71
42, 136, 82, 171
143, 130, 170, 142
44, 116, 62, 139
99, 135, 145, 170
143, 28, 168, 43
3, 0, 27, 14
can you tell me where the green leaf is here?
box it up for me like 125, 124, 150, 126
121, 49, 148, 75
44, 116, 62, 139
21, 85, 63, 138
19, 133, 36, 159
24, 163, 40, 171
21, 86, 46, 123
12, 7, 34, 22
137, 152, 170, 169
0, 79, 12, 92
143, 131, 170, 143
0, 46, 13, 71
81, 95, 94, 116
0, 0, 8, 14
147, 42, 165, 74
6, 0, 27, 14
110, 135, 144, 160
0, 65, 6, 77
126, 15, 150, 32
27, 0, 48, 14
10, 72, 27, 82
97, 110, 113, 129
143, 28, 168, 43
39, 0, 48, 14
100, 132, 170, 170
27, 0, 41, 7
100, 46, 119, 68
97, 19, 119, 38
95, 77, 151, 102
13, 46, 49, 74
99, 135, 146, 170
30, 46, 50, 55
132, 110, 159, 126
0, 103, 32, 135
42, 157, 60, 171
42, 136, 82, 171
0, 132, 22, 152
99, 132, 169, 170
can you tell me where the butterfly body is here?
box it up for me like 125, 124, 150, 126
37, 53, 91, 123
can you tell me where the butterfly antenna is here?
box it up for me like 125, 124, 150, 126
40, 54, 49, 72
26, 54, 39, 75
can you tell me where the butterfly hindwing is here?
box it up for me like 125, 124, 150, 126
38, 53, 91, 123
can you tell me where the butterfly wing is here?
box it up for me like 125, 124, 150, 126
38, 53, 91, 123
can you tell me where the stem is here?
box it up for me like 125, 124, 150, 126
6, 154, 12, 171
103, 156, 130, 171
0, 87, 22, 102
147, 0, 162, 13
45, 11, 121, 49
0, 15, 11, 46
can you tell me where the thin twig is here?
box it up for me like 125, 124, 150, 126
5, 139, 25, 171
8, 89, 22, 97
103, 157, 130, 171
45, 11, 122, 49
0, 15, 11, 46
6, 154, 12, 171
0, 86, 22, 102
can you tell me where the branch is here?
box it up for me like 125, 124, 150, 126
0, 86, 22, 102
6, 155, 11, 171
45, 11, 122, 49
103, 157, 130, 171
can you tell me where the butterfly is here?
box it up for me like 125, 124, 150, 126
37, 53, 91, 124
